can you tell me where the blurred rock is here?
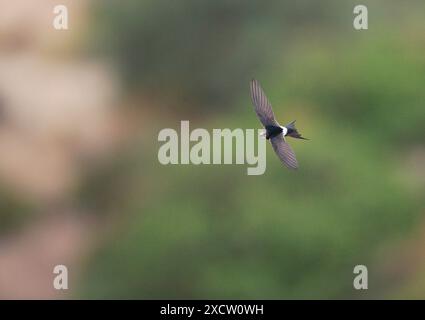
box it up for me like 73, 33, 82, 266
0, 213, 95, 299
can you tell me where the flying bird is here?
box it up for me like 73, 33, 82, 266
250, 79, 307, 169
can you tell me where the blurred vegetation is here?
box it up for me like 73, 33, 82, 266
77, 0, 425, 298
90, 0, 347, 112
0, 186, 34, 235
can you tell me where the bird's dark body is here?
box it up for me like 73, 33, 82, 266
265, 125, 283, 140
250, 79, 307, 169
286, 127, 298, 137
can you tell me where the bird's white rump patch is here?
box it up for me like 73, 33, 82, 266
158, 121, 267, 175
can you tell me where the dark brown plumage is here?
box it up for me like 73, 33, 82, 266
250, 79, 307, 170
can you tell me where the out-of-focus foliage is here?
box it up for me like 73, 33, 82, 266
283, 38, 425, 144
91, 0, 344, 111
0, 186, 34, 234
77, 0, 425, 298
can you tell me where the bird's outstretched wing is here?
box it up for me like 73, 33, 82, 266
270, 133, 298, 169
250, 79, 278, 127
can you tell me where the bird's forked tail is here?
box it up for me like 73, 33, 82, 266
286, 120, 308, 140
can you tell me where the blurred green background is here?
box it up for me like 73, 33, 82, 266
0, 0, 424, 299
